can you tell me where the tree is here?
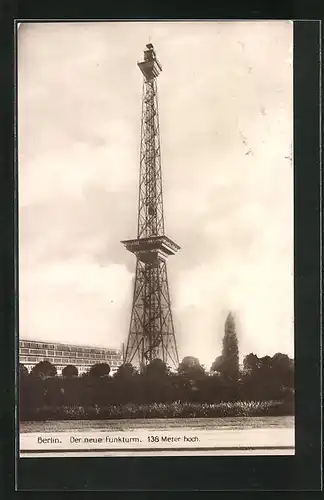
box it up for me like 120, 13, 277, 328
19, 364, 29, 378
178, 356, 206, 379
31, 360, 57, 379
144, 358, 170, 378
243, 352, 293, 385
88, 363, 111, 378
243, 353, 260, 373
259, 355, 273, 369
271, 353, 294, 388
114, 363, 137, 379
211, 312, 239, 382
111, 363, 140, 405
272, 352, 293, 371
62, 364, 78, 378
240, 352, 294, 401
210, 355, 224, 373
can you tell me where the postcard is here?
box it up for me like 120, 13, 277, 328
18, 20, 294, 458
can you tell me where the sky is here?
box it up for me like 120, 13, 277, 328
18, 21, 294, 368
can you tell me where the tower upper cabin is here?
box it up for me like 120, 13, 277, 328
137, 43, 162, 80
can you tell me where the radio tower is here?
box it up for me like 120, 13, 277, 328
121, 43, 180, 371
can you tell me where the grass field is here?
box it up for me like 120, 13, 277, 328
20, 415, 294, 433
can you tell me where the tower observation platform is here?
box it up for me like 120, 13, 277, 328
121, 44, 180, 370
121, 235, 180, 264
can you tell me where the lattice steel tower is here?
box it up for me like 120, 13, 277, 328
121, 44, 180, 370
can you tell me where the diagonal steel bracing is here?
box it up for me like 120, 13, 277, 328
121, 44, 180, 371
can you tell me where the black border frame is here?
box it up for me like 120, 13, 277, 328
1, 15, 322, 493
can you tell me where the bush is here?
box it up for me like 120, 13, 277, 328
19, 352, 294, 420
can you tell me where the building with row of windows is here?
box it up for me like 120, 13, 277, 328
19, 339, 124, 375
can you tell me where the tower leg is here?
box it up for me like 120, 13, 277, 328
125, 258, 179, 369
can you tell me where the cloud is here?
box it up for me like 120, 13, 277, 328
19, 257, 133, 347
18, 21, 293, 367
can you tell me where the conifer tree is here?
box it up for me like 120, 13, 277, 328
211, 311, 239, 382
223, 311, 239, 381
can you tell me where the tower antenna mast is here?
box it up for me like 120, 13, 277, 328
121, 43, 180, 371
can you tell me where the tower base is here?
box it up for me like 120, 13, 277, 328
124, 258, 179, 369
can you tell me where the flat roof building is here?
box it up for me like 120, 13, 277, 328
19, 339, 123, 375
